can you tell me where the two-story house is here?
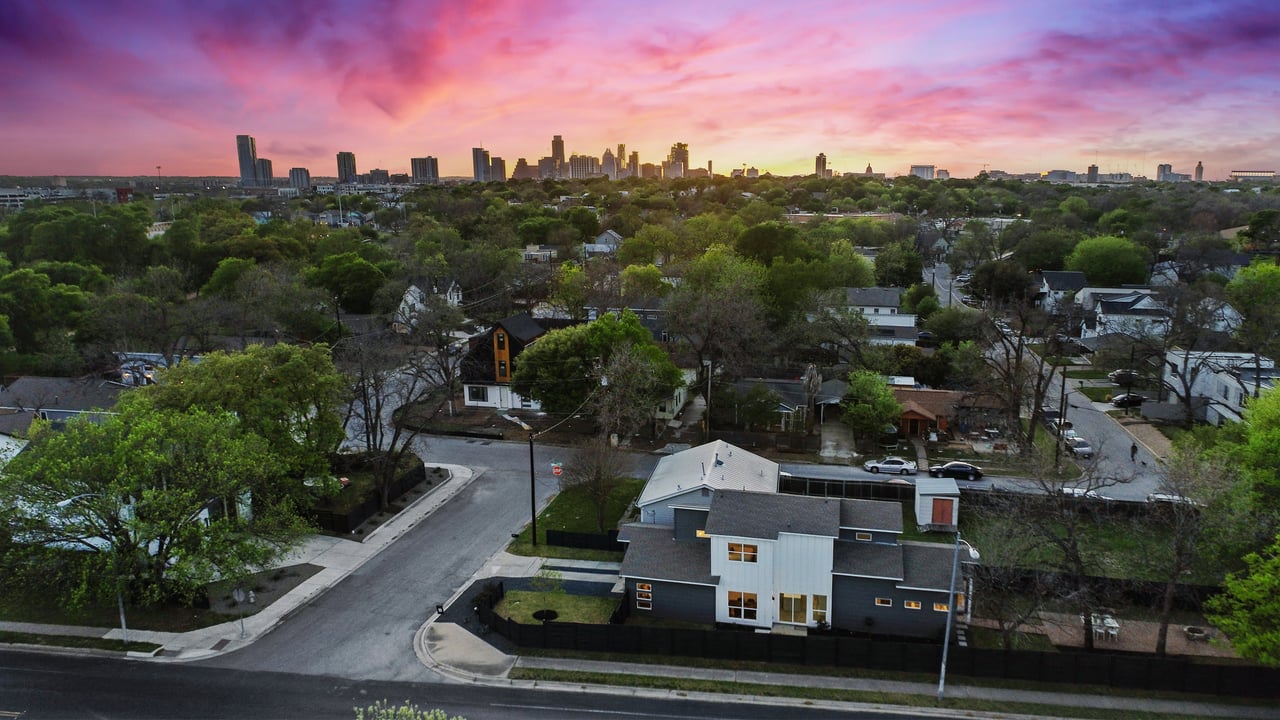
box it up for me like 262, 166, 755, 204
636, 440, 779, 526
620, 488, 965, 638
1074, 287, 1165, 340
391, 276, 463, 333
458, 313, 577, 410
1161, 349, 1276, 425
844, 287, 918, 346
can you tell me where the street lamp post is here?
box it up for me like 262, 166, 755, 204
528, 432, 538, 546
1054, 364, 1069, 470
937, 533, 980, 703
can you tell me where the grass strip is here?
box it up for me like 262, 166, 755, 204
0, 630, 161, 653
509, 667, 1227, 720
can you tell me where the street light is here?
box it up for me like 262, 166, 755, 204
937, 533, 980, 703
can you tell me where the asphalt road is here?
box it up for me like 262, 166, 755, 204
0, 649, 924, 720
198, 435, 657, 681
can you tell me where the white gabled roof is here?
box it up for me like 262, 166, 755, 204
637, 440, 778, 508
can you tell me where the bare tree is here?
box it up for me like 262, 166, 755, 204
592, 341, 681, 442
560, 438, 629, 533
335, 332, 441, 509
401, 294, 467, 416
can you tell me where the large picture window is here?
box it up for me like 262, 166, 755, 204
728, 591, 757, 620
468, 386, 488, 402
728, 542, 758, 563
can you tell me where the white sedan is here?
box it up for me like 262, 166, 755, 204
863, 456, 918, 475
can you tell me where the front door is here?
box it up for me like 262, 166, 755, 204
779, 593, 808, 624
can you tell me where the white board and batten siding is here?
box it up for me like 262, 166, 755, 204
773, 533, 835, 617
712, 535, 774, 627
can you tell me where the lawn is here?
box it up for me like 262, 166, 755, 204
1077, 385, 1116, 403
1064, 369, 1109, 380
0, 630, 162, 654
507, 477, 645, 561
495, 590, 617, 624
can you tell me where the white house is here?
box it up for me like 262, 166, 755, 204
844, 287, 918, 346
1161, 349, 1276, 425
636, 440, 778, 526
1036, 271, 1088, 313
1075, 288, 1166, 340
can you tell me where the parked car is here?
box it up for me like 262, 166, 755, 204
863, 456, 918, 475
1147, 492, 1202, 507
960, 295, 981, 308
1060, 428, 1080, 443
1108, 369, 1140, 385
1065, 437, 1094, 458
928, 461, 983, 480
956, 273, 973, 285
1060, 486, 1102, 499
993, 320, 1014, 337
1111, 393, 1147, 408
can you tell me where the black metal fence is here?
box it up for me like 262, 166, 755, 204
309, 464, 428, 534
545, 529, 625, 552
475, 602, 1280, 698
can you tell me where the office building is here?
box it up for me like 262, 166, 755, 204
707, 160, 713, 176
411, 157, 439, 184
551, 135, 565, 177
909, 165, 935, 180
489, 156, 506, 183
511, 158, 538, 180
236, 134, 259, 187
936, 169, 950, 180
640, 163, 660, 178
1157, 163, 1173, 182
472, 147, 490, 182
289, 167, 311, 190
537, 157, 558, 179
628, 151, 639, 177
568, 153, 595, 178
1229, 170, 1276, 182
602, 149, 617, 179
616, 144, 626, 178
255, 158, 273, 186
668, 142, 689, 171
815, 153, 827, 177
336, 152, 357, 184
1195, 161, 1204, 182
1087, 164, 1099, 183
368, 168, 390, 184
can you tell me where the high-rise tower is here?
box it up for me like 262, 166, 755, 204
236, 135, 258, 187
1195, 161, 1204, 182
336, 152, 357, 184
815, 153, 827, 177
551, 135, 565, 177
602, 149, 617, 180
669, 142, 689, 170
472, 147, 491, 182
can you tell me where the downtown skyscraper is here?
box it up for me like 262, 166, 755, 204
336, 152, 358, 183
236, 134, 258, 187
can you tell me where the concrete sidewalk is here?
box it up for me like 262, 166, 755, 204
0, 464, 480, 662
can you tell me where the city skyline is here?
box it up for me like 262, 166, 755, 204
1, 0, 1277, 180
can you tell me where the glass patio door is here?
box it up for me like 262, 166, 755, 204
779, 593, 808, 624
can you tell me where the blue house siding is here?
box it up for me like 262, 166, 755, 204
673, 507, 709, 541
832, 576, 948, 639
627, 578, 715, 624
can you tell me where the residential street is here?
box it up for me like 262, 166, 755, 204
197, 435, 657, 681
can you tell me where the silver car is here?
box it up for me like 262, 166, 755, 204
863, 456, 918, 475
1065, 437, 1094, 459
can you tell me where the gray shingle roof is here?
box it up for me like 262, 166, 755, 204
1041, 271, 1088, 292
497, 313, 548, 344
705, 489, 841, 539
839, 499, 904, 533
618, 523, 714, 585
900, 541, 961, 592
845, 287, 904, 308
833, 541, 904, 580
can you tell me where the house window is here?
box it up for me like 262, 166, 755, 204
728, 542, 757, 563
496, 332, 506, 350
905, 600, 922, 610
779, 593, 807, 624
855, 532, 873, 542
498, 360, 508, 378
934, 602, 949, 612
875, 597, 892, 607
728, 591, 757, 620
468, 386, 488, 402
812, 595, 828, 624
636, 583, 652, 610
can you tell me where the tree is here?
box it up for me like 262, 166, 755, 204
735, 221, 808, 266
143, 344, 345, 480
1206, 532, 1280, 667
559, 438, 629, 533
1064, 235, 1149, 286
510, 310, 680, 422
0, 267, 88, 354
1226, 262, 1280, 392
1237, 209, 1280, 257
593, 341, 684, 440
310, 252, 386, 314
620, 264, 668, 302
2, 394, 307, 607
840, 370, 902, 446
401, 294, 468, 416
873, 240, 924, 288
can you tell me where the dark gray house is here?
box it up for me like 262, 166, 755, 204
619, 488, 970, 639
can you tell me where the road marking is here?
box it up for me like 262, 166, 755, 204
0, 710, 25, 718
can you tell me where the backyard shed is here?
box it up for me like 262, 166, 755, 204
914, 477, 959, 532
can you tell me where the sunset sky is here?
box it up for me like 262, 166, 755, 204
2, 0, 1277, 180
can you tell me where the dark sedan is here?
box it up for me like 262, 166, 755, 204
1111, 393, 1147, 408
928, 461, 983, 480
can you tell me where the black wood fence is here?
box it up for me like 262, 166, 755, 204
545, 529, 624, 552
309, 464, 428, 534
472, 581, 1278, 699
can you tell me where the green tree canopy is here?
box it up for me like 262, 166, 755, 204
2, 393, 307, 606
310, 252, 386, 314
873, 240, 924, 288
510, 310, 680, 420
1064, 235, 1149, 286
841, 370, 902, 442
1206, 532, 1280, 667
142, 344, 345, 479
